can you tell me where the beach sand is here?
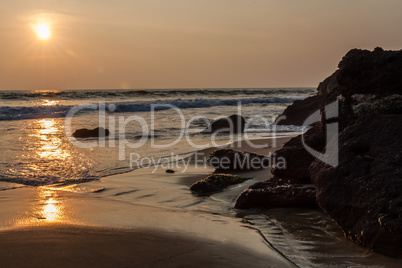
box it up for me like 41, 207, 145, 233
0, 224, 293, 268
0, 136, 297, 267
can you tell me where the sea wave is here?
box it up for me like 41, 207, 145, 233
0, 97, 300, 121
0, 88, 315, 101
0, 175, 101, 187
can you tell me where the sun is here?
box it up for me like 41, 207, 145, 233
32, 23, 51, 40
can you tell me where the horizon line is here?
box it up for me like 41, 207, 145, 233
0, 86, 317, 91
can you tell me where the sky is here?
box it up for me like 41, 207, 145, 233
1, 0, 401, 90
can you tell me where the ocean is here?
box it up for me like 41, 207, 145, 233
0, 88, 313, 186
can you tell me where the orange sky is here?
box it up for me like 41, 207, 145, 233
1, 0, 401, 90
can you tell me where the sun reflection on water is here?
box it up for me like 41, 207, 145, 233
40, 190, 62, 222
4, 115, 97, 185
34, 118, 71, 160
40, 99, 59, 106
13, 187, 66, 226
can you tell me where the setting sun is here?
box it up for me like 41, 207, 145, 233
32, 23, 51, 40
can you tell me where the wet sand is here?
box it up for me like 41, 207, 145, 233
0, 225, 294, 268
0, 136, 296, 267
0, 185, 294, 267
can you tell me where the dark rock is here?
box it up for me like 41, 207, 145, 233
235, 48, 402, 257
305, 48, 402, 257
203, 114, 245, 134
275, 95, 323, 126
337, 48, 402, 97
275, 48, 402, 131
271, 48, 402, 183
274, 67, 340, 126
321, 48, 402, 131
235, 177, 317, 209
165, 169, 175, 174
270, 125, 326, 184
316, 70, 341, 98
72, 127, 110, 138
309, 114, 402, 257
207, 149, 270, 172
190, 174, 252, 196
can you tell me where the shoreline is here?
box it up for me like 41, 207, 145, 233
0, 135, 297, 267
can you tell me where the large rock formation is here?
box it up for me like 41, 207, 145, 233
235, 47, 402, 257
319, 47, 402, 131
310, 114, 402, 257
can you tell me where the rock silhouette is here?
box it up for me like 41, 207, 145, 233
72, 127, 110, 138
203, 114, 245, 134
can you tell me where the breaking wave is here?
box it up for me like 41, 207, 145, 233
0, 97, 301, 121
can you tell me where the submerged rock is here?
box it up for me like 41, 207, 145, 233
235, 178, 317, 209
207, 149, 270, 172
202, 114, 245, 134
72, 127, 110, 138
190, 174, 252, 196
